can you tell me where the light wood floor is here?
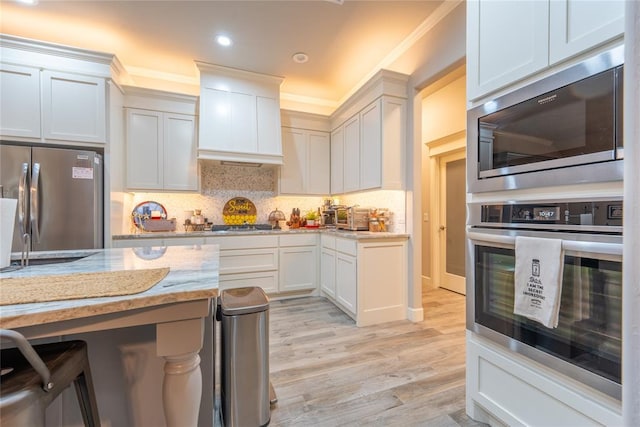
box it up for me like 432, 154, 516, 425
268, 288, 487, 426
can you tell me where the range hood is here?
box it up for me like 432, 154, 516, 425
196, 62, 284, 166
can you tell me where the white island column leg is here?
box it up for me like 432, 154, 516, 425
157, 317, 205, 427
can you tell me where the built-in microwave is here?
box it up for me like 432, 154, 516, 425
467, 45, 624, 193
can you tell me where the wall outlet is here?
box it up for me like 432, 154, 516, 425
423, 212, 429, 222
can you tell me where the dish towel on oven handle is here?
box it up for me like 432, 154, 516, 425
513, 236, 564, 328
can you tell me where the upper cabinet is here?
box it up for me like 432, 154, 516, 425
280, 110, 331, 195
0, 35, 119, 145
548, 0, 625, 65
0, 64, 41, 139
330, 69, 408, 195
42, 70, 106, 143
467, 0, 625, 101
124, 87, 198, 192
196, 62, 284, 165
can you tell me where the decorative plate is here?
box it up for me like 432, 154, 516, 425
222, 197, 257, 225
132, 246, 167, 260
132, 201, 167, 229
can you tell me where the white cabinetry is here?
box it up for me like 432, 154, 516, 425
0, 35, 119, 145
206, 235, 279, 294
335, 238, 358, 317
321, 234, 408, 325
197, 62, 284, 165
279, 234, 318, 293
280, 128, 330, 195
124, 87, 198, 192
0, 66, 107, 144
467, 333, 622, 426
125, 109, 197, 191
330, 127, 344, 194
42, 70, 106, 143
342, 115, 361, 193
330, 70, 408, 194
0, 64, 41, 138
549, 0, 625, 65
467, 0, 625, 101
320, 235, 337, 299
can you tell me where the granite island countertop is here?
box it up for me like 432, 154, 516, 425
0, 244, 219, 329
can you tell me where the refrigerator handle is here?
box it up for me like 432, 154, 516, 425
30, 162, 41, 243
18, 162, 30, 236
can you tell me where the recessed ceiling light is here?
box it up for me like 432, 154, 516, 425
292, 52, 309, 64
16, 0, 38, 4
215, 35, 232, 47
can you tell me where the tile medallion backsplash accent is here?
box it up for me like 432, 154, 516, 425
119, 162, 406, 234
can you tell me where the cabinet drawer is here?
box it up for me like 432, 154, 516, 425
219, 248, 278, 274
163, 237, 206, 246
219, 271, 279, 294
205, 235, 278, 250
111, 238, 164, 248
279, 233, 318, 247
336, 238, 357, 256
320, 234, 336, 250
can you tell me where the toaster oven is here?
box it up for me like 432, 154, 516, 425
336, 207, 369, 231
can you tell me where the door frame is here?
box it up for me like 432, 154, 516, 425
426, 130, 466, 290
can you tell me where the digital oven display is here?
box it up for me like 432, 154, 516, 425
532, 206, 560, 221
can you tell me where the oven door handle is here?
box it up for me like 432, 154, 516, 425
467, 231, 623, 257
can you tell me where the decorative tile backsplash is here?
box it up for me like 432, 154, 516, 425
119, 162, 406, 234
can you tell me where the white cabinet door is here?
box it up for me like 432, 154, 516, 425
256, 96, 281, 156
0, 64, 41, 139
307, 131, 330, 195
230, 91, 257, 153
198, 87, 232, 151
330, 126, 345, 194
320, 248, 336, 299
360, 99, 382, 190
42, 70, 106, 143
280, 128, 306, 194
199, 88, 256, 153
343, 115, 360, 193
164, 113, 198, 191
336, 252, 357, 316
126, 109, 163, 190
126, 109, 197, 191
549, 0, 624, 65
467, 0, 549, 100
280, 128, 329, 195
279, 246, 318, 292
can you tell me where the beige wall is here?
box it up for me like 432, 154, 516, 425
420, 71, 466, 283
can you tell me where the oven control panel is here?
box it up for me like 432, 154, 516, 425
479, 200, 622, 227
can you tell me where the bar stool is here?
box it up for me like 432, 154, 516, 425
0, 329, 101, 427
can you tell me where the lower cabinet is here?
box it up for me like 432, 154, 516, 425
335, 252, 357, 316
112, 231, 407, 319
278, 233, 318, 293
321, 234, 407, 326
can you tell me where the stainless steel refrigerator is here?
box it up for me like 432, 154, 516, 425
0, 143, 103, 253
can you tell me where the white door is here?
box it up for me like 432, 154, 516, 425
438, 151, 466, 294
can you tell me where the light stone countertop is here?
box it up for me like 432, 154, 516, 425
0, 245, 219, 329
112, 228, 409, 240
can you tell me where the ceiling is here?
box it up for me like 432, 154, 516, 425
1, 0, 450, 112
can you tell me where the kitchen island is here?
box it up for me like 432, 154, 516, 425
0, 244, 219, 427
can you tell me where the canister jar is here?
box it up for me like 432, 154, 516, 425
369, 218, 380, 232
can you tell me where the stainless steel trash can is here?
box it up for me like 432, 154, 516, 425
220, 287, 270, 427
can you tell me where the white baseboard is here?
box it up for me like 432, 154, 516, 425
407, 306, 424, 322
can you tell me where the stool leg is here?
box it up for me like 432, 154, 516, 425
73, 359, 101, 427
